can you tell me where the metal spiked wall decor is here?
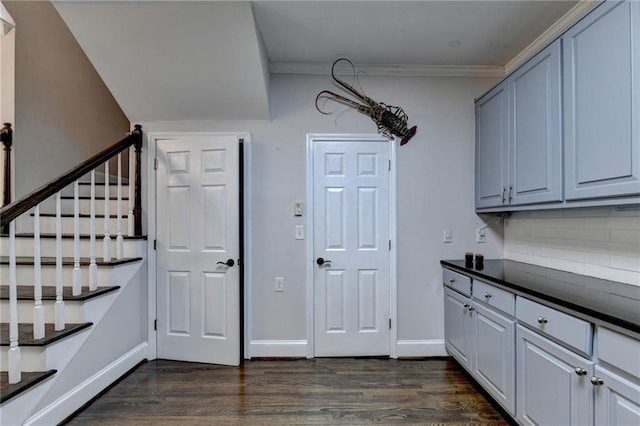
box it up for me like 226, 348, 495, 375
316, 58, 417, 145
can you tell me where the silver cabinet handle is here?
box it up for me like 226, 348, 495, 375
574, 368, 587, 376
537, 316, 548, 324
508, 185, 513, 202
501, 187, 506, 203
449, 278, 456, 283
463, 303, 470, 308
590, 377, 604, 386
468, 306, 475, 312
484, 292, 492, 299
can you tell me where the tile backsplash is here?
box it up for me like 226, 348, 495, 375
504, 206, 640, 286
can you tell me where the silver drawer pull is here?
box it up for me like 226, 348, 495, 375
574, 367, 587, 376
449, 278, 456, 283
468, 306, 475, 312
590, 377, 604, 386
484, 292, 492, 299
537, 316, 548, 324
463, 303, 470, 308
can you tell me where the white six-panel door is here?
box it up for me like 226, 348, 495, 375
312, 138, 391, 357
156, 136, 240, 366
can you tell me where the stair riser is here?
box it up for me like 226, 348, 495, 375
0, 347, 45, 372
1, 266, 117, 286
38, 198, 128, 216
35, 216, 124, 235
60, 184, 130, 199
0, 300, 84, 323
1, 237, 140, 258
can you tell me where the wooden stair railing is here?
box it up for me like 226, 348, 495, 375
0, 124, 143, 386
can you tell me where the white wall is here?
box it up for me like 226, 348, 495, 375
141, 73, 503, 357
505, 207, 640, 286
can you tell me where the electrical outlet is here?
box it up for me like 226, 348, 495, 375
443, 229, 453, 243
274, 277, 284, 292
476, 228, 486, 243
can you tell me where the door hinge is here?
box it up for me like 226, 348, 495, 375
154, 319, 157, 331
153, 239, 157, 250
389, 240, 391, 251
389, 318, 392, 330
389, 160, 391, 171
154, 158, 158, 170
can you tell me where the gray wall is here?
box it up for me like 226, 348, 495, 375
4, 1, 129, 199
142, 73, 504, 356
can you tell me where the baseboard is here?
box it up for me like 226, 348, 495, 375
24, 342, 148, 426
248, 340, 308, 358
396, 339, 446, 358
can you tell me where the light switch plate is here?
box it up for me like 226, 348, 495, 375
443, 229, 453, 243
295, 225, 304, 240
294, 201, 303, 216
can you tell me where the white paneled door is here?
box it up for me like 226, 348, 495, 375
312, 137, 391, 356
156, 136, 240, 366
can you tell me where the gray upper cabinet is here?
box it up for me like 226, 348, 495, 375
563, 0, 640, 200
509, 40, 563, 205
476, 83, 508, 209
475, 41, 562, 210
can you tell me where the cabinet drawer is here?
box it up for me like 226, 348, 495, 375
473, 280, 515, 316
443, 269, 471, 296
597, 327, 640, 379
516, 297, 592, 355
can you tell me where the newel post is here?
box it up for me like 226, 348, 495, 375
2, 122, 12, 208
132, 124, 143, 236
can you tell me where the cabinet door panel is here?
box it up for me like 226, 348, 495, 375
510, 40, 562, 205
594, 366, 640, 426
517, 325, 593, 426
474, 304, 515, 415
563, 0, 640, 200
476, 83, 508, 209
444, 288, 472, 370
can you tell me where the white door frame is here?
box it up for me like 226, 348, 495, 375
146, 132, 252, 361
306, 133, 397, 359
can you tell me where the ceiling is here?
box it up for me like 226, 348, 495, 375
53, 0, 580, 122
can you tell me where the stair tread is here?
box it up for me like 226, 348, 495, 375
60, 196, 129, 200
32, 213, 125, 218
0, 256, 142, 266
2, 232, 146, 240
0, 322, 93, 346
0, 370, 57, 404
0, 285, 120, 301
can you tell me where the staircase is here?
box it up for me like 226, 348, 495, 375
0, 126, 149, 425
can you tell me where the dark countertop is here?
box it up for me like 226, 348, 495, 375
441, 259, 640, 334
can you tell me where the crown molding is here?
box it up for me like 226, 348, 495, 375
270, 61, 505, 78
504, 0, 601, 75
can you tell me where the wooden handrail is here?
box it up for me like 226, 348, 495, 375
0, 125, 143, 229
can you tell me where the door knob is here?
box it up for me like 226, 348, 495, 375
217, 259, 235, 267
316, 257, 332, 266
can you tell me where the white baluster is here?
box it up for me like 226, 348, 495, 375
103, 160, 111, 261
33, 204, 45, 340
89, 170, 98, 290
54, 192, 65, 331
8, 221, 21, 384
72, 180, 82, 296
116, 153, 124, 259
128, 146, 134, 236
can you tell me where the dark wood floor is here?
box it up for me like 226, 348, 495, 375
66, 358, 511, 425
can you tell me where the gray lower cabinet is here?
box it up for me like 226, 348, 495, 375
563, 0, 640, 200
473, 303, 515, 415
516, 324, 594, 426
593, 366, 640, 425
444, 287, 473, 370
